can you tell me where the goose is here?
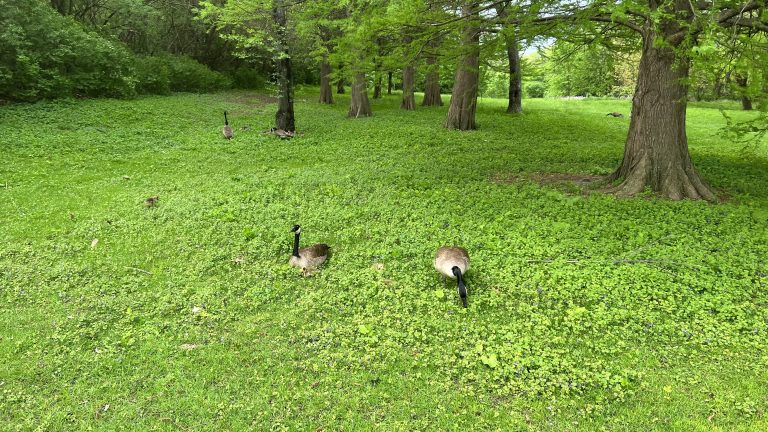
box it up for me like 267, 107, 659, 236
289, 225, 330, 273
223, 111, 234, 139
144, 196, 159, 207
434, 246, 470, 307
606, 112, 624, 118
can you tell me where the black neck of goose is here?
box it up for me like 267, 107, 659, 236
224, 112, 229, 125
453, 266, 467, 307
292, 232, 300, 257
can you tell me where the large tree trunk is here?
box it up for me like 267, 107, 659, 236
607, 31, 715, 201
422, 54, 443, 106
387, 71, 393, 95
401, 65, 416, 110
348, 73, 372, 118
503, 31, 522, 114
444, 4, 480, 130
319, 59, 333, 104
735, 74, 752, 110
273, 3, 295, 132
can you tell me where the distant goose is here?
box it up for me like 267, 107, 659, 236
223, 111, 233, 139
606, 112, 624, 118
434, 246, 470, 307
289, 225, 330, 273
144, 196, 159, 207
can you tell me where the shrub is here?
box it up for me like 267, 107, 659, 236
0, 0, 135, 101
524, 81, 546, 98
135, 57, 171, 95
230, 66, 266, 90
164, 55, 232, 93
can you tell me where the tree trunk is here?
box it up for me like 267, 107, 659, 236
422, 55, 443, 106
373, 74, 382, 99
735, 75, 752, 110
348, 73, 372, 118
336, 65, 345, 94
387, 72, 393, 95
444, 4, 480, 130
401, 65, 416, 110
503, 31, 522, 114
319, 59, 333, 104
273, 3, 295, 132
607, 31, 715, 201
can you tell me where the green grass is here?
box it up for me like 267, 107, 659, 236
1, 89, 767, 431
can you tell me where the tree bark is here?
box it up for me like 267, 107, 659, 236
336, 65, 345, 94
387, 71, 393, 95
348, 73, 372, 118
503, 31, 522, 113
373, 74, 382, 99
401, 65, 416, 110
319, 59, 333, 104
495, 3, 522, 113
273, 2, 295, 132
422, 54, 443, 106
607, 30, 715, 201
444, 3, 480, 130
735, 74, 752, 110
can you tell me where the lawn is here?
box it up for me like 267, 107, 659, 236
1, 89, 767, 431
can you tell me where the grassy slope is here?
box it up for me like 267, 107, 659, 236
1, 90, 767, 431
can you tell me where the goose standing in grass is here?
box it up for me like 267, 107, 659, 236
223, 111, 233, 139
434, 246, 470, 307
289, 224, 330, 274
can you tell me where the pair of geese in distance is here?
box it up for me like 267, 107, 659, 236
290, 225, 470, 307
222, 111, 294, 139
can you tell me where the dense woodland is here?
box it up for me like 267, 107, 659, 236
1, 0, 767, 199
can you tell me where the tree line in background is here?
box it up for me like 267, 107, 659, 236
1, 0, 767, 201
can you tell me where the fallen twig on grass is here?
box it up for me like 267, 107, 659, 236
125, 266, 152, 275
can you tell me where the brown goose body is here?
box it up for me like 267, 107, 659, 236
434, 246, 469, 278
289, 225, 330, 271
435, 246, 470, 307
289, 244, 330, 270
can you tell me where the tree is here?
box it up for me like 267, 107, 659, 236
444, 2, 481, 130
200, 0, 299, 131
273, 1, 295, 131
401, 63, 416, 109
348, 72, 373, 117
530, 0, 767, 200
495, 1, 522, 113
422, 52, 444, 106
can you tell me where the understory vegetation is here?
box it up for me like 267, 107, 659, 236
1, 90, 767, 430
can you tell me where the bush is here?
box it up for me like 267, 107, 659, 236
135, 57, 171, 95
164, 55, 232, 93
524, 81, 546, 98
230, 66, 266, 90
0, 0, 135, 101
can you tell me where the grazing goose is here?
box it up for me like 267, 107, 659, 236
434, 246, 470, 307
289, 224, 330, 273
606, 112, 624, 118
144, 196, 159, 207
223, 111, 234, 139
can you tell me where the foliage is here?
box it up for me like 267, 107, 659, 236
1, 89, 767, 429
163, 55, 233, 93
543, 41, 618, 97
0, 0, 136, 101
524, 80, 546, 98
